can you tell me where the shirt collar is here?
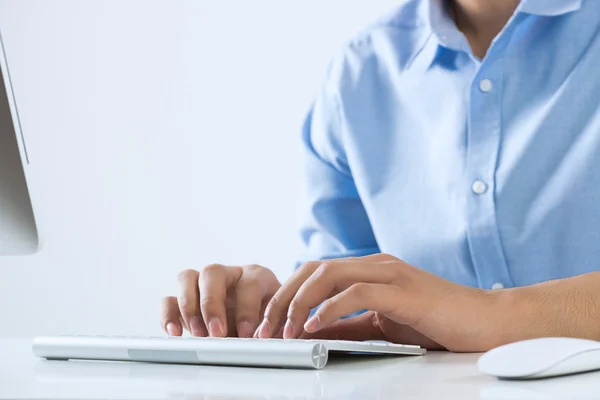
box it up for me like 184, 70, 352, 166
424, 0, 585, 49
410, 0, 584, 68
427, 0, 472, 53
519, 0, 583, 16
406, 0, 468, 68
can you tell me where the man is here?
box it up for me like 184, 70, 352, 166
161, 0, 600, 352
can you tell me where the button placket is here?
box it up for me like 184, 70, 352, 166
465, 59, 514, 290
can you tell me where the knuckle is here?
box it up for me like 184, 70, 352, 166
349, 282, 370, 297
265, 296, 281, 316
322, 297, 337, 310
316, 261, 335, 276
239, 278, 261, 291
202, 263, 225, 275
255, 266, 278, 281
267, 296, 279, 310
244, 264, 265, 274
380, 253, 397, 261
320, 261, 334, 271
176, 295, 194, 311
298, 261, 319, 275
288, 298, 304, 313
177, 269, 198, 283
200, 297, 219, 310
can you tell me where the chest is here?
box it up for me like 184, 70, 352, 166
335, 10, 600, 285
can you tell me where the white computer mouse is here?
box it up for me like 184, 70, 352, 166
478, 337, 600, 379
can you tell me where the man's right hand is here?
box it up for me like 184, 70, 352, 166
161, 264, 281, 338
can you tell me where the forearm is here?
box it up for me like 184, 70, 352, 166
492, 272, 600, 347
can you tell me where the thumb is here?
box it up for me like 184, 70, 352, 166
299, 311, 385, 341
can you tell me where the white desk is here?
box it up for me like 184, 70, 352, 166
2, 339, 599, 399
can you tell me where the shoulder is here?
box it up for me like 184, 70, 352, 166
323, 0, 432, 92
351, 0, 429, 46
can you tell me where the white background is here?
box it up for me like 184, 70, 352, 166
0, 0, 398, 338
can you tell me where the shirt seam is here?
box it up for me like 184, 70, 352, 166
327, 85, 353, 178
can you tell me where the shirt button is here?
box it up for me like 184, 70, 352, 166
471, 180, 487, 195
479, 79, 493, 93
491, 282, 505, 290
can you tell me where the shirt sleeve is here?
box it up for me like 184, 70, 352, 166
296, 68, 380, 266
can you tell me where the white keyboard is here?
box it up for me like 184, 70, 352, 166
32, 335, 426, 369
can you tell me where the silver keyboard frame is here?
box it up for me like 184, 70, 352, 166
33, 335, 426, 369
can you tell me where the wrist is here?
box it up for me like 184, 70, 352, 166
415, 285, 525, 352
485, 286, 537, 349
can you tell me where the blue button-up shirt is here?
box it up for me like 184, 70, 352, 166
298, 0, 600, 289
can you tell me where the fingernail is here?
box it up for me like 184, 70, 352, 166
283, 319, 294, 339
189, 316, 204, 336
252, 324, 261, 338
209, 318, 224, 337
304, 316, 320, 333
237, 321, 253, 338
166, 322, 178, 336
258, 319, 271, 338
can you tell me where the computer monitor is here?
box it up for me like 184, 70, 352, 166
0, 30, 39, 255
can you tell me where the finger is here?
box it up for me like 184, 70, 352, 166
301, 311, 444, 349
258, 261, 321, 339
304, 283, 398, 333
287, 262, 399, 338
236, 266, 280, 338
199, 264, 243, 337
176, 269, 208, 337
299, 311, 383, 341
161, 296, 184, 336
234, 275, 263, 338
